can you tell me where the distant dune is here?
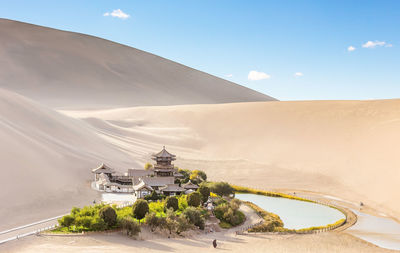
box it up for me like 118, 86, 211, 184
0, 19, 275, 109
64, 100, 400, 221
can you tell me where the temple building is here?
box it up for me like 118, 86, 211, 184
92, 146, 187, 198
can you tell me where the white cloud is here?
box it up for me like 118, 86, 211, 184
104, 9, 130, 19
362, 40, 387, 48
225, 74, 233, 78
294, 72, 304, 77
347, 46, 356, 52
248, 70, 271, 81
386, 44, 393, 48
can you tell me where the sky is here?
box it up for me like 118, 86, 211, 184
1, 0, 399, 100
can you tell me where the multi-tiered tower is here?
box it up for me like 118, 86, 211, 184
152, 146, 176, 177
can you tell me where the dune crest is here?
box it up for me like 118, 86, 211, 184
0, 19, 274, 109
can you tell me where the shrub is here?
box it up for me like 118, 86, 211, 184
121, 217, 141, 236
58, 215, 74, 228
183, 207, 205, 230
79, 206, 96, 217
178, 169, 191, 183
190, 170, 207, 181
144, 191, 165, 201
176, 215, 191, 234
75, 216, 92, 230
245, 201, 284, 232
149, 200, 165, 214
198, 185, 210, 203
90, 216, 107, 231
165, 196, 179, 211
203, 182, 234, 196
132, 199, 149, 222
144, 162, 153, 170
165, 209, 178, 234
71, 207, 80, 216
214, 202, 245, 227
178, 194, 188, 211
99, 206, 117, 228
145, 212, 160, 232
187, 192, 201, 207
230, 199, 241, 211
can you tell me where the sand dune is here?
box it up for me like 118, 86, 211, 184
0, 19, 274, 109
0, 88, 136, 230
63, 100, 400, 220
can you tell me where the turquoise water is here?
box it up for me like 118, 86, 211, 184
235, 193, 345, 229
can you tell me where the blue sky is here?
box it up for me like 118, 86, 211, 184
1, 0, 399, 100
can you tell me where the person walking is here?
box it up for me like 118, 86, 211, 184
213, 239, 217, 248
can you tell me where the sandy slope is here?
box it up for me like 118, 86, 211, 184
0, 19, 274, 109
63, 100, 400, 220
0, 88, 135, 230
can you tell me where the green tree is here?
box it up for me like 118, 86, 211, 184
187, 192, 201, 207
198, 185, 210, 203
132, 199, 149, 223
206, 182, 234, 196
183, 207, 205, 230
58, 215, 75, 228
165, 196, 179, 211
99, 206, 117, 228
121, 217, 141, 236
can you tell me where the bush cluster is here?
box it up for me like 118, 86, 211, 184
214, 199, 245, 228
202, 182, 234, 197
245, 201, 284, 232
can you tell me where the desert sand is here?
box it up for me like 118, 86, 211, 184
62, 99, 400, 221
0, 19, 399, 252
0, 19, 274, 109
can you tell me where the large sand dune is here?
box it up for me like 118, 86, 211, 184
63, 100, 400, 220
0, 19, 274, 109
0, 88, 136, 230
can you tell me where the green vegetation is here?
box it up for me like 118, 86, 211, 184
244, 201, 284, 232
187, 192, 201, 207
182, 207, 205, 230
165, 196, 179, 211
121, 217, 141, 236
55, 193, 208, 236
214, 198, 245, 228
144, 190, 165, 201
176, 168, 207, 185
189, 170, 207, 184
99, 206, 117, 228
202, 182, 234, 197
132, 199, 149, 222
198, 184, 210, 203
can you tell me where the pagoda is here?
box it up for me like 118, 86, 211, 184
152, 146, 177, 177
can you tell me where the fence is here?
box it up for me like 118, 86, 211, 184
0, 224, 59, 245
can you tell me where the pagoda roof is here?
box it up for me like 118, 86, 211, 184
160, 184, 185, 192
152, 146, 176, 159
92, 163, 114, 174
182, 181, 199, 189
